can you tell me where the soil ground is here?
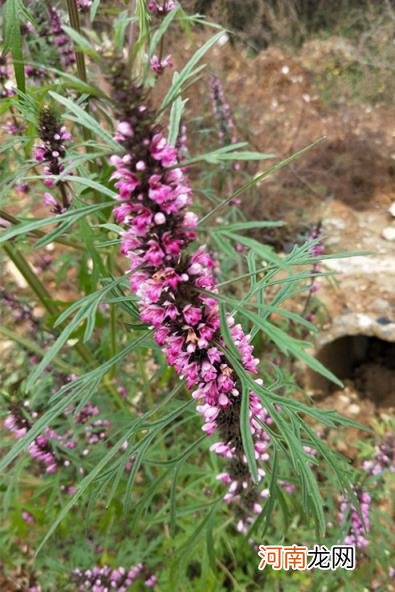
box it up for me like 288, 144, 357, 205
169, 30, 395, 439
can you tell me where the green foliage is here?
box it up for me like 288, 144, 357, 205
0, 2, 392, 591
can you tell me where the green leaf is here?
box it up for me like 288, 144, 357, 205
215, 151, 275, 161
240, 378, 259, 482
35, 420, 142, 556
199, 138, 326, 225
185, 146, 275, 165
212, 221, 283, 232
123, 428, 160, 511
48, 92, 120, 151
166, 434, 206, 533
26, 277, 126, 388
113, 10, 133, 52
261, 320, 343, 386
61, 175, 117, 198
148, 7, 179, 58
0, 202, 113, 245
172, 501, 220, 579
167, 97, 187, 146
62, 26, 99, 59
3, 0, 26, 92
161, 30, 225, 111
219, 305, 258, 481
90, 0, 101, 21
223, 231, 289, 268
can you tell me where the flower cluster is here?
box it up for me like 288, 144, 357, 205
71, 564, 157, 591
77, 0, 92, 12
4, 405, 76, 474
338, 488, 371, 549
0, 290, 40, 333
209, 74, 237, 147
109, 71, 272, 526
72, 401, 110, 446
21, 21, 36, 36
147, 0, 177, 16
25, 65, 47, 81
208, 73, 241, 186
175, 123, 188, 161
34, 106, 72, 214
3, 120, 23, 135
22, 510, 34, 524
48, 6, 76, 68
5, 413, 59, 474
150, 54, 173, 74
4, 400, 109, 479
363, 432, 395, 476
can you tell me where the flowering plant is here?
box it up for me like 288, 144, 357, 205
1, 1, 390, 590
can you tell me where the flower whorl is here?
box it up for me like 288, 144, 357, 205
110, 71, 272, 528
34, 106, 72, 213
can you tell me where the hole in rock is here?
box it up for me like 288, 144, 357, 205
307, 335, 395, 407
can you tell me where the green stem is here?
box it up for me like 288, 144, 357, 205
4, 244, 57, 315
3, 244, 126, 405
65, 0, 96, 171
127, 0, 137, 71
66, 0, 87, 83
0, 209, 83, 250
2, 244, 93, 365
109, 303, 117, 379
59, 182, 71, 211
0, 326, 76, 375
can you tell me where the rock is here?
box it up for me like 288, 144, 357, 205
316, 313, 395, 345
348, 403, 360, 414
325, 217, 346, 230
372, 298, 391, 314
382, 226, 395, 241
389, 202, 395, 217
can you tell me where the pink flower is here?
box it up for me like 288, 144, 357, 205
183, 305, 202, 325
48, 7, 75, 67
150, 54, 173, 74
110, 90, 274, 527
145, 575, 158, 587
77, 0, 92, 12
43, 192, 57, 207
150, 133, 177, 166
115, 121, 134, 141
35, 107, 72, 214
140, 304, 166, 327
148, 0, 176, 15
22, 510, 34, 524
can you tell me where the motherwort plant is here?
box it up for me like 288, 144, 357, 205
109, 66, 296, 530
0, 1, 377, 588
34, 106, 73, 214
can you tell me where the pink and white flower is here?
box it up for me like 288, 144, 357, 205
110, 89, 273, 524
